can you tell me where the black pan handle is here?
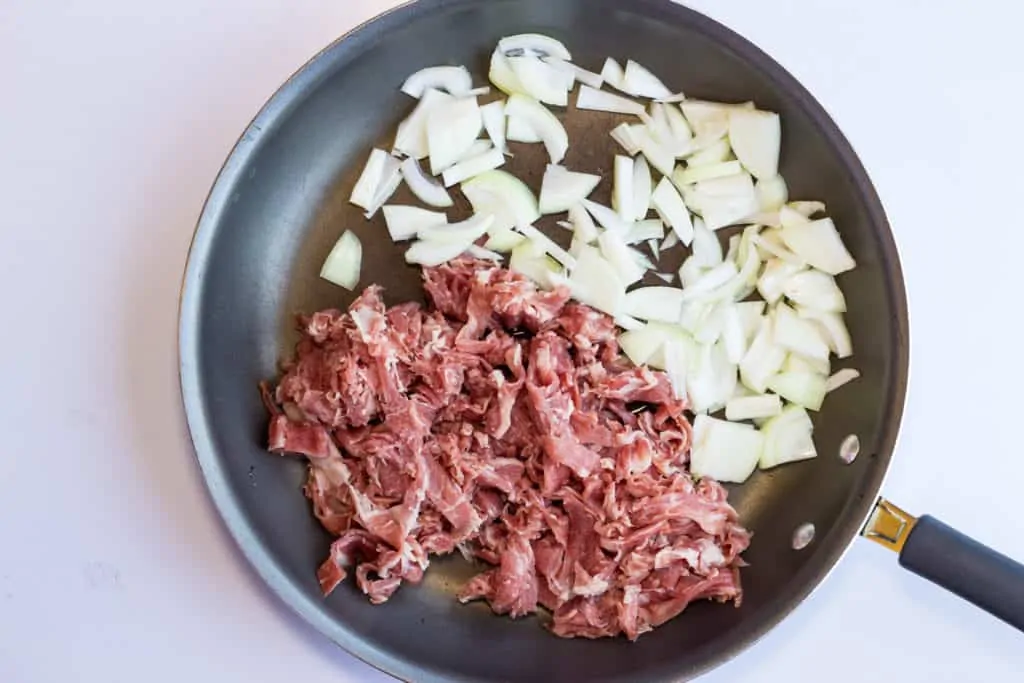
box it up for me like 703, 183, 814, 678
863, 498, 1024, 631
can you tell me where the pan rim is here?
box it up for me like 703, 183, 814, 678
177, 1, 910, 681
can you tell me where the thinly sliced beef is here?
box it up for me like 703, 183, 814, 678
265, 258, 750, 640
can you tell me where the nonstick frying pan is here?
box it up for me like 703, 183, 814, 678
177, 1, 1024, 680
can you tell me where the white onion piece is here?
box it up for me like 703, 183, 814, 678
740, 317, 787, 393
320, 231, 362, 290
785, 353, 830, 377
613, 155, 635, 220
681, 100, 753, 136
780, 217, 856, 275
485, 228, 526, 253
736, 301, 766, 343
683, 137, 732, 169
506, 114, 542, 143
582, 199, 632, 234
466, 244, 504, 262
400, 157, 453, 207
773, 303, 830, 361
826, 368, 861, 393
620, 325, 667, 366
362, 155, 403, 219
726, 394, 782, 422
688, 341, 736, 414
680, 261, 738, 302
678, 257, 706, 289
651, 178, 695, 246
505, 95, 568, 164
759, 406, 817, 470
780, 204, 810, 229
508, 57, 572, 106
654, 271, 675, 284
623, 287, 685, 324
664, 104, 693, 141
677, 160, 744, 186
350, 149, 390, 210
752, 232, 804, 265
622, 60, 674, 99
756, 175, 789, 212
691, 415, 763, 483
539, 165, 601, 214
600, 58, 630, 93
382, 205, 447, 242
441, 146, 506, 187
661, 231, 679, 251
401, 66, 473, 99
768, 371, 827, 411
480, 100, 507, 154
394, 89, 454, 159
543, 57, 603, 88
515, 222, 576, 269
568, 204, 599, 244
510, 240, 562, 289
728, 109, 781, 180
782, 270, 847, 312
570, 245, 626, 315
647, 103, 674, 143
598, 229, 646, 284
577, 85, 646, 117
757, 259, 805, 304
721, 304, 748, 364
499, 34, 572, 60
789, 200, 827, 218
427, 97, 482, 174
634, 127, 677, 177
613, 314, 644, 331
405, 238, 471, 267
462, 170, 541, 228
626, 219, 664, 245
691, 218, 723, 266
610, 123, 643, 156
797, 307, 853, 359
631, 247, 656, 272
419, 214, 494, 243
631, 155, 653, 221
689, 173, 760, 231
489, 49, 528, 95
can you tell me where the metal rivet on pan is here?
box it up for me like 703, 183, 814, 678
839, 434, 860, 464
792, 523, 816, 550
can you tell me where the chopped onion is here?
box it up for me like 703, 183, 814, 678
721, 303, 748, 364
320, 231, 362, 290
661, 231, 679, 251
350, 148, 390, 210
728, 109, 781, 180
622, 60, 673, 99
362, 155, 403, 219
514, 222, 577, 269
510, 239, 562, 288
441, 146, 506, 187
613, 155, 635, 220
768, 371, 826, 411
405, 238, 470, 267
757, 259, 806, 304
789, 200, 827, 218
680, 261, 739, 302
600, 58, 629, 93
543, 57, 603, 88
826, 368, 861, 393
506, 114, 542, 143
688, 173, 760, 231
427, 97, 483, 174
759, 406, 817, 470
782, 270, 847, 312
796, 307, 853, 359
539, 165, 601, 215
740, 317, 787, 393
508, 56, 572, 106
664, 104, 693, 141
598, 229, 646, 284
631, 155, 653, 221
623, 286, 685, 324
773, 303, 830, 361
400, 157, 453, 207
736, 301, 766, 343
688, 341, 736, 414
691, 218, 723, 266
394, 89, 454, 159
780, 217, 856, 275
676, 160, 744, 186
651, 178, 695, 246
785, 353, 831, 377
691, 415, 763, 483
726, 394, 782, 422
401, 65, 473, 99
654, 271, 675, 284
634, 127, 676, 177
568, 204, 599, 244
462, 170, 540, 230
499, 34, 572, 60
466, 244, 504, 261
752, 232, 804, 265
610, 123, 643, 156
489, 49, 527, 96
570, 245, 626, 315
582, 199, 632, 234
485, 228, 526, 253
505, 94, 569, 164
419, 214, 494, 244
480, 100, 507, 154
647, 238, 661, 260
576, 85, 646, 117
626, 219, 664, 245
756, 175, 789, 212
382, 205, 447, 242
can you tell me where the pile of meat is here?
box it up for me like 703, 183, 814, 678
264, 259, 750, 640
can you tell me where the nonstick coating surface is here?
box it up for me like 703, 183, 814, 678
178, 1, 909, 681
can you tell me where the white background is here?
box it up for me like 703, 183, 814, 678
3, 1, 1023, 681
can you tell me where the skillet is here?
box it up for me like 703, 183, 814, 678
178, 1, 1024, 680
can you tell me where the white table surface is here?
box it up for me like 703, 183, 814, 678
4, 0, 1024, 680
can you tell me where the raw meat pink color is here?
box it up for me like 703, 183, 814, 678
265, 259, 750, 640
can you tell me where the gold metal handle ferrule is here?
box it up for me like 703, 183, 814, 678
861, 498, 918, 553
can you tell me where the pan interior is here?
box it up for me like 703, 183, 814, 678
179, 1, 907, 681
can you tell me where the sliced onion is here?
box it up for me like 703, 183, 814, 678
419, 214, 494, 243
462, 169, 540, 229
405, 238, 471, 267
485, 228, 526, 253
759, 406, 817, 470
726, 394, 782, 422
626, 219, 664, 245
569, 245, 626, 315
647, 238, 661, 260
582, 199, 632, 234
498, 34, 572, 61
757, 259, 805, 304
689, 173, 760, 231
796, 307, 853, 359
600, 58, 629, 92
740, 317, 787, 393
514, 222, 577, 269
466, 244, 504, 262
681, 100, 752, 137
508, 56, 572, 106
613, 155, 635, 220
782, 270, 847, 313
598, 229, 646, 284
789, 200, 827, 218
756, 175, 789, 212
773, 303, 830, 361
736, 301, 766, 343
489, 49, 527, 96
441, 146, 506, 187
688, 341, 736, 414
728, 109, 781, 180
610, 122, 643, 156
623, 287, 685, 324
506, 114, 542, 143
631, 155, 653, 221
393, 89, 454, 159
826, 368, 861, 393
680, 261, 739, 302
568, 204, 599, 244
510, 239, 562, 288
543, 57, 603, 88
505, 94, 568, 164
676, 160, 744, 186
480, 100, 507, 154
691, 217, 723, 266
400, 157, 453, 207
634, 127, 677, 177
427, 97, 483, 174
362, 155, 403, 219
382, 205, 447, 242
752, 231, 804, 265
661, 231, 679, 251
539, 165, 601, 214
401, 66, 473, 99
664, 104, 693, 141
576, 85, 646, 117
768, 371, 827, 411
654, 271, 675, 284
785, 353, 831, 377
780, 217, 856, 275
350, 148, 390, 210
320, 231, 362, 290
684, 137, 732, 169
622, 60, 673, 99
691, 415, 763, 483
721, 303, 748, 364
651, 177, 695, 246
